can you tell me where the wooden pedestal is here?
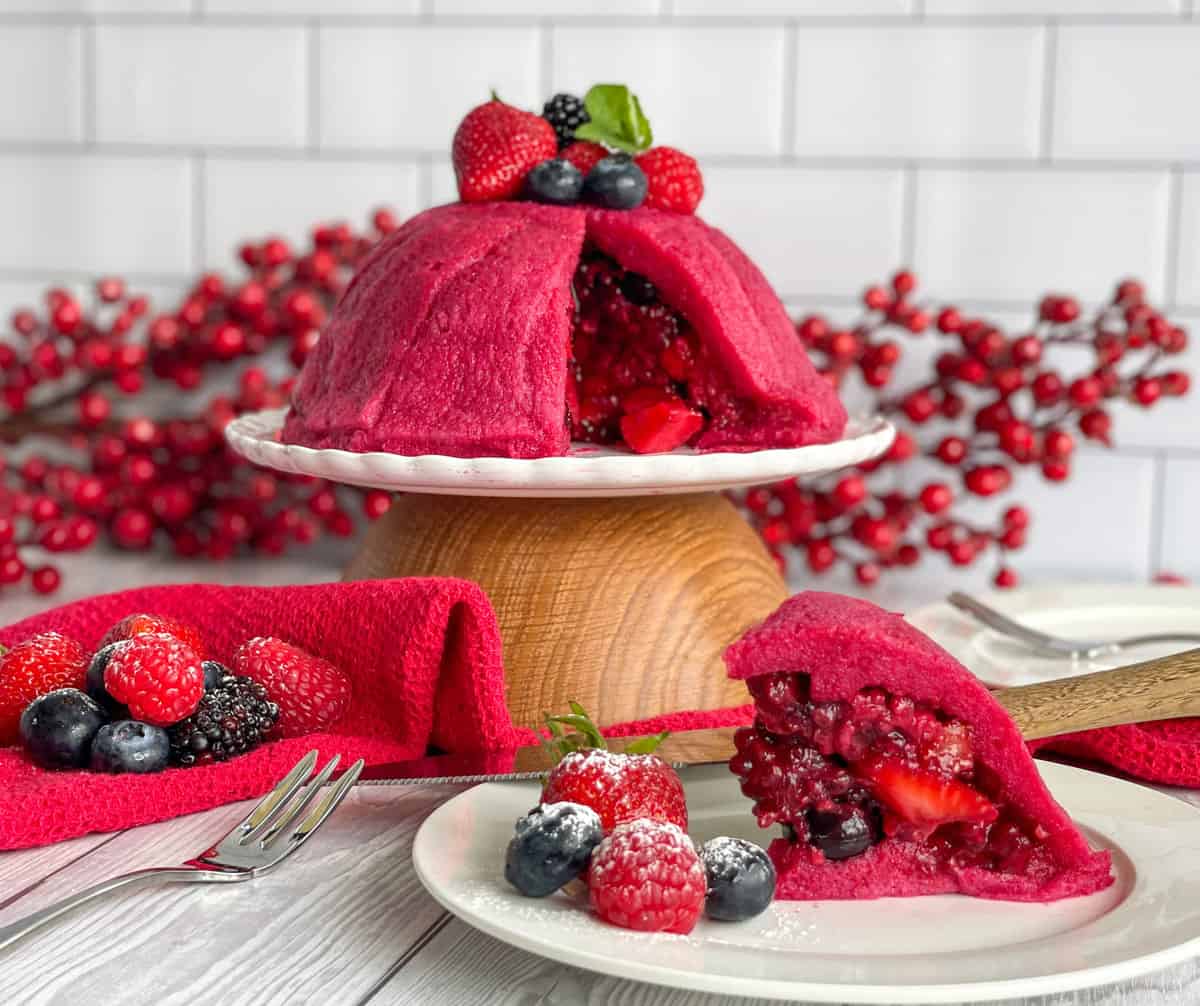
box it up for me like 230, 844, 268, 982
342, 492, 786, 729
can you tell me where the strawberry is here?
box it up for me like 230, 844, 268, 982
100, 613, 206, 660
561, 141, 608, 177
588, 820, 705, 934
619, 397, 704, 454
232, 636, 351, 738
539, 704, 686, 832
452, 98, 557, 203
635, 146, 704, 214
0, 632, 87, 745
855, 755, 997, 830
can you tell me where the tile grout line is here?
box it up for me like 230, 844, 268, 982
0, 831, 125, 915
1038, 19, 1057, 163
355, 912, 453, 1005
780, 20, 798, 158
1164, 165, 1184, 311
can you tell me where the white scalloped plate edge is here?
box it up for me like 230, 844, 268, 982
224, 408, 895, 497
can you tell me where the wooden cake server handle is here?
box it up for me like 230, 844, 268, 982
995, 647, 1200, 741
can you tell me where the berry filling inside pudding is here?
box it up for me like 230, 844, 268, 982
731, 671, 1056, 885
569, 248, 793, 454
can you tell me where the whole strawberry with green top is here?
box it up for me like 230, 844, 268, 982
453, 96, 557, 203
540, 703, 687, 832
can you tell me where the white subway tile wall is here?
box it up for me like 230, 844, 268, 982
1, 2, 1197, 581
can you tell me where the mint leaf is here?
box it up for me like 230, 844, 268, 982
622, 730, 670, 756
574, 84, 653, 154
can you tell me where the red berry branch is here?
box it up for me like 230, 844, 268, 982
0, 210, 402, 594
0, 212, 1189, 597
736, 272, 1190, 589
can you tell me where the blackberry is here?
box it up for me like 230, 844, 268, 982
542, 93, 589, 149
167, 673, 278, 766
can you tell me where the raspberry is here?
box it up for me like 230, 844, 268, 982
0, 632, 87, 745
452, 98, 557, 203
543, 748, 687, 833
635, 146, 704, 214
561, 141, 608, 177
588, 820, 706, 934
232, 637, 351, 738
100, 613, 206, 659
103, 633, 204, 726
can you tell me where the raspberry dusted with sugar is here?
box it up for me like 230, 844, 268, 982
635, 146, 704, 214
103, 632, 204, 727
232, 637, 351, 738
588, 819, 706, 934
0, 632, 87, 745
100, 613, 206, 660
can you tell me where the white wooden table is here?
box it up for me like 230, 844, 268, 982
1, 549, 1198, 1006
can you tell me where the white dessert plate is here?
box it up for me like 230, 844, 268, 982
908, 583, 1200, 688
224, 407, 894, 498
413, 762, 1200, 1004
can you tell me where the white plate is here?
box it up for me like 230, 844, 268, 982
412, 762, 1200, 1003
909, 583, 1200, 688
224, 407, 894, 498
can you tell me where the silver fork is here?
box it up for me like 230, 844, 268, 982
947, 591, 1200, 660
0, 750, 364, 952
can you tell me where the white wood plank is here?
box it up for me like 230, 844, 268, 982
0, 784, 462, 1005
0, 831, 117, 905
370, 916, 1200, 1006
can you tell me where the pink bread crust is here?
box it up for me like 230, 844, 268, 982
282, 202, 847, 458
724, 591, 1113, 902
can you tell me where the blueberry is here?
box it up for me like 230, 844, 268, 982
699, 836, 776, 922
504, 802, 603, 897
201, 660, 229, 691
806, 804, 878, 861
20, 688, 107, 769
525, 158, 584, 206
90, 720, 170, 774
583, 155, 647, 211
84, 642, 130, 717
619, 272, 657, 306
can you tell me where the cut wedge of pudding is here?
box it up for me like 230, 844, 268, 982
281, 202, 846, 458
724, 592, 1113, 902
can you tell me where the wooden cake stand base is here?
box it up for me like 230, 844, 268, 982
342, 492, 786, 729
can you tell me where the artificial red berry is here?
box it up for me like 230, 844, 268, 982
935, 436, 968, 465
855, 561, 880, 585
919, 482, 953, 514
1133, 376, 1162, 406
1068, 377, 1102, 408
832, 475, 867, 509
891, 270, 917, 296
1004, 506, 1030, 530
936, 308, 963, 333
863, 286, 891, 311
994, 567, 1019, 589
1079, 409, 1112, 444
806, 538, 837, 572
232, 636, 352, 738
31, 566, 61, 594
0, 632, 87, 744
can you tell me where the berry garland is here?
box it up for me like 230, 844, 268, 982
0, 212, 1188, 596
739, 272, 1190, 589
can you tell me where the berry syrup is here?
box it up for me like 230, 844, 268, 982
730, 671, 1046, 876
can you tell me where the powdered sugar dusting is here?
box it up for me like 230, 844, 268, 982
517, 801, 602, 845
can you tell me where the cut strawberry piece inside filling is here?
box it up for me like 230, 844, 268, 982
730, 671, 1050, 877
569, 247, 753, 453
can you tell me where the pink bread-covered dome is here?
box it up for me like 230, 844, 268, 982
281, 201, 847, 458
725, 592, 1113, 902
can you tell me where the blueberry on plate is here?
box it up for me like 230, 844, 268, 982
20, 688, 107, 769
90, 720, 170, 774
84, 642, 130, 717
201, 659, 229, 691
525, 158, 584, 206
699, 836, 777, 922
504, 801, 603, 897
583, 155, 647, 211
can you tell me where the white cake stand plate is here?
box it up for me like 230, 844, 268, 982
225, 407, 895, 498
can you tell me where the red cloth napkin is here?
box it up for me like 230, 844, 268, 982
1, 579, 1196, 851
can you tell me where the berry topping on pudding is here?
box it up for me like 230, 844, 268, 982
281, 84, 847, 459
725, 592, 1113, 902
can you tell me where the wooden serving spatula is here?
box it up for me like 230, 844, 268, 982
356, 647, 1200, 784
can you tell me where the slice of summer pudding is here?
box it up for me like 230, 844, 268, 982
725, 592, 1113, 902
